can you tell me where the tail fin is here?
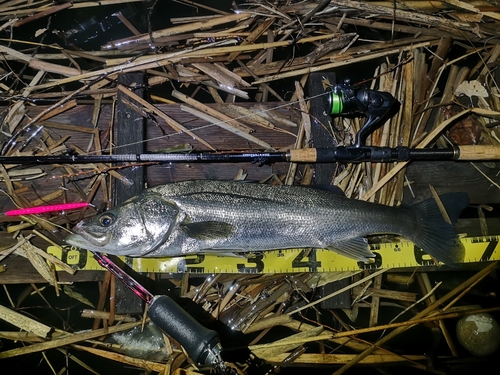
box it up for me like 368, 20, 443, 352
410, 193, 468, 265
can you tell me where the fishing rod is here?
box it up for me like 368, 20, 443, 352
1, 80, 497, 165
0, 144, 496, 165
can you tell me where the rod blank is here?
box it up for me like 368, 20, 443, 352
0, 145, 497, 165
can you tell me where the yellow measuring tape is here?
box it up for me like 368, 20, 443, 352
47, 235, 500, 274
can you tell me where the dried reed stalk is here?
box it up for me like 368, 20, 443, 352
117, 84, 215, 150
0, 320, 145, 359
333, 261, 498, 374
0, 304, 52, 338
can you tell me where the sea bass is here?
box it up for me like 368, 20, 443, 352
65, 180, 468, 265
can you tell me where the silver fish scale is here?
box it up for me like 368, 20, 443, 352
146, 180, 412, 256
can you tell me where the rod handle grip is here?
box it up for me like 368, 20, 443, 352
456, 145, 500, 160
288, 149, 317, 163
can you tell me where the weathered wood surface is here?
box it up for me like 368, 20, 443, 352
403, 161, 500, 204
307, 72, 339, 185
113, 73, 147, 314
0, 255, 103, 284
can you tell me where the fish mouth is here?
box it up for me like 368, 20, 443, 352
70, 223, 111, 247
78, 231, 110, 247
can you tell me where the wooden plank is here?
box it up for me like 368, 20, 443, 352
113, 73, 146, 315
319, 277, 351, 310
115, 74, 146, 200
0, 255, 103, 284
403, 161, 500, 205
306, 72, 338, 185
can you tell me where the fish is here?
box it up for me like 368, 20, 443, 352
65, 180, 468, 265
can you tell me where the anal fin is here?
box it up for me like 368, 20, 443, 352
327, 237, 375, 262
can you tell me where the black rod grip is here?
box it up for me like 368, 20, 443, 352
147, 295, 221, 366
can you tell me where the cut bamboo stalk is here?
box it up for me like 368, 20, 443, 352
202, 79, 250, 100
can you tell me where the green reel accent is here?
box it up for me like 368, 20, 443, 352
330, 90, 344, 114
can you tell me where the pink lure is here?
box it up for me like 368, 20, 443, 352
5, 202, 90, 216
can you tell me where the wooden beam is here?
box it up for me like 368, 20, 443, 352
0, 255, 103, 284
112, 73, 147, 315
307, 72, 338, 185
403, 161, 500, 204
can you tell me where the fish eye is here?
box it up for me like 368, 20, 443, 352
99, 214, 115, 227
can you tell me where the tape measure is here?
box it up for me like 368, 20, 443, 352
47, 235, 500, 274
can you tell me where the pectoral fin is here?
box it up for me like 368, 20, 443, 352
327, 237, 375, 262
180, 221, 236, 240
